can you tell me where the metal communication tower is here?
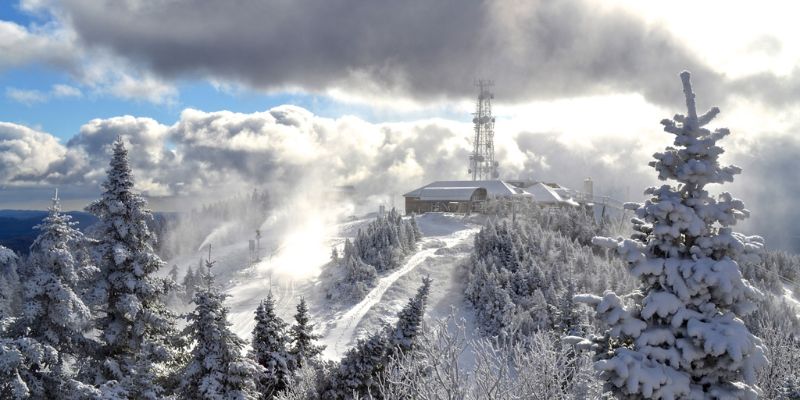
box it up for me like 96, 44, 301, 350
468, 80, 498, 181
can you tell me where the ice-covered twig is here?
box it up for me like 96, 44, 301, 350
680, 71, 697, 127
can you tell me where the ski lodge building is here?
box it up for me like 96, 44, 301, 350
403, 180, 579, 214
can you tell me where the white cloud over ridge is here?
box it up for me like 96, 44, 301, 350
1, 100, 798, 251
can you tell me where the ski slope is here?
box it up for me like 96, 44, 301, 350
165, 212, 482, 360
321, 225, 478, 359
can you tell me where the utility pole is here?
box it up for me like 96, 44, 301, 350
255, 229, 262, 262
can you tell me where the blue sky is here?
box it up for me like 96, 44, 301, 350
1, 66, 310, 141
0, 63, 468, 142
0, 2, 275, 140
0, 1, 467, 141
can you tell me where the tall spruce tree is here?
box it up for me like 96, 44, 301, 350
571, 72, 767, 399
83, 137, 182, 398
251, 293, 292, 399
289, 298, 324, 369
179, 258, 262, 400
13, 191, 98, 393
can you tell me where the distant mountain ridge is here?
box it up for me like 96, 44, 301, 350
0, 210, 176, 256
0, 209, 98, 255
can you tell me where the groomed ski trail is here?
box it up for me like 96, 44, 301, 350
324, 226, 477, 359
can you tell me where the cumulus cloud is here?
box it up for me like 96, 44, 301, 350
1, 97, 798, 252
0, 122, 66, 183
2, 104, 645, 200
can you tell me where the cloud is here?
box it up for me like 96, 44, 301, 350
102, 70, 177, 105
51, 83, 82, 98
5, 87, 49, 105
1, 98, 798, 251
53, 0, 724, 107
0, 20, 78, 71
0, 122, 66, 183
6, 83, 83, 105
0, 16, 175, 105
3, 0, 799, 110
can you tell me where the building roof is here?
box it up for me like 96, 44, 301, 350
404, 180, 527, 198
523, 182, 579, 206
419, 187, 485, 201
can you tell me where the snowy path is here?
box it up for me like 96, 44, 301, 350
323, 227, 477, 359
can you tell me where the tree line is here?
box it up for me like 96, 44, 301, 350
0, 138, 432, 400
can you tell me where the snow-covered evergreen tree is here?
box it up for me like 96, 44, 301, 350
325, 211, 422, 304
0, 337, 58, 399
289, 298, 324, 369
83, 137, 183, 398
168, 265, 179, 283
179, 259, 262, 400
10, 191, 99, 393
387, 276, 430, 353
324, 333, 389, 400
571, 71, 767, 399
251, 293, 292, 399
330, 247, 339, 264
183, 267, 198, 302
352, 208, 419, 272
323, 278, 432, 400
0, 245, 20, 322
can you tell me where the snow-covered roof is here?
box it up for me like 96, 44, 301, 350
404, 180, 528, 198
419, 187, 485, 201
523, 182, 580, 205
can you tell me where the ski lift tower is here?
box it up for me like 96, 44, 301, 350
468, 80, 499, 181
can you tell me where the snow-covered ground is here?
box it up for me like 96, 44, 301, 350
166, 212, 484, 360
783, 284, 800, 319
320, 223, 478, 359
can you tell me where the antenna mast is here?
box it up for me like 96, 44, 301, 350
468, 80, 498, 181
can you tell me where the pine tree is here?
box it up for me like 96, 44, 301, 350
289, 298, 324, 369
387, 276, 430, 353
572, 72, 767, 399
169, 265, 179, 283
325, 333, 389, 400
183, 267, 197, 302
0, 245, 20, 321
179, 258, 262, 400
251, 293, 292, 399
324, 278, 432, 399
83, 137, 183, 398
330, 247, 339, 264
0, 337, 58, 399
12, 191, 98, 393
